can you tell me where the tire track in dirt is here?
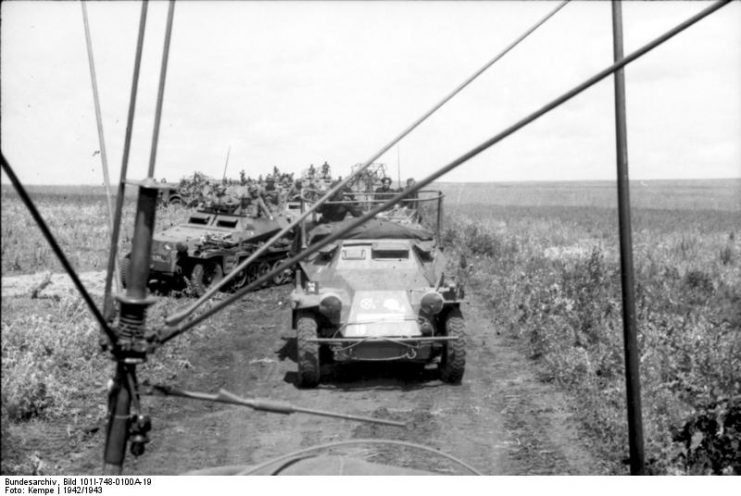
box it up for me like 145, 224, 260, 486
64, 283, 606, 474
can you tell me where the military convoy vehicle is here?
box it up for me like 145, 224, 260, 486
157, 181, 185, 206
289, 190, 466, 388
121, 202, 296, 296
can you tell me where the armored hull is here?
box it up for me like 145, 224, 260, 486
123, 206, 296, 296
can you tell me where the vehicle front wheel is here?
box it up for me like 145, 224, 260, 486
440, 310, 466, 384
296, 315, 320, 388
190, 261, 224, 297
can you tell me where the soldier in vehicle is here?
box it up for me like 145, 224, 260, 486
212, 182, 228, 210
224, 182, 246, 214
375, 177, 394, 197
402, 177, 419, 210
242, 184, 273, 219
200, 182, 215, 208
263, 175, 281, 209
374, 177, 395, 211
321, 161, 331, 180
318, 181, 362, 223
286, 178, 303, 202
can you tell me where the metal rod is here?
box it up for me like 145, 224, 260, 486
0, 154, 117, 347
147, 0, 176, 178
125, 183, 159, 300
159, 0, 730, 343
102, 363, 134, 474
164, 0, 569, 326
80, 2, 121, 299
611, 0, 645, 475
143, 386, 405, 427
222, 145, 231, 181
310, 336, 460, 343
102, 0, 149, 321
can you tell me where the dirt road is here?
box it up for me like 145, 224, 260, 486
51, 278, 609, 475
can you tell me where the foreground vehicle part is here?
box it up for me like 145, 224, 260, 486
185, 439, 480, 475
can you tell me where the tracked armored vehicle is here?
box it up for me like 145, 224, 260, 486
157, 181, 185, 206
289, 190, 466, 388
122, 202, 296, 296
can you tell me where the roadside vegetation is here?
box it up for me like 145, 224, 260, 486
1, 187, 191, 474
443, 202, 740, 475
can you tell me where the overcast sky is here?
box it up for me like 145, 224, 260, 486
2, 0, 739, 185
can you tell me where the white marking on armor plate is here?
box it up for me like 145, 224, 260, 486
383, 298, 402, 311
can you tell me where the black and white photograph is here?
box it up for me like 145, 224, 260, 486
1, 0, 739, 484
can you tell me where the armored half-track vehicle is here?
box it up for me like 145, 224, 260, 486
122, 202, 296, 296
157, 181, 185, 206
289, 190, 466, 388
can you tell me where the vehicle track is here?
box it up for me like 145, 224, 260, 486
61, 284, 607, 474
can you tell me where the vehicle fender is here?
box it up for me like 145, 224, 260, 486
291, 293, 323, 311
438, 302, 462, 325
291, 304, 319, 330
184, 254, 223, 268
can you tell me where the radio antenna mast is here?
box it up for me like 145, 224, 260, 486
222, 145, 232, 181
396, 145, 401, 188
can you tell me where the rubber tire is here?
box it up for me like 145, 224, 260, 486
256, 261, 271, 288
440, 310, 466, 384
296, 315, 320, 388
190, 262, 224, 297
228, 259, 249, 291
120, 255, 131, 288
271, 259, 290, 286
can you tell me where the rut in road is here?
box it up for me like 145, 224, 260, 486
89, 285, 605, 475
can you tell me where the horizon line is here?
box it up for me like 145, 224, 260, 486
3, 177, 740, 188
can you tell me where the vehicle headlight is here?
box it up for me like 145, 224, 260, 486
417, 316, 434, 336
319, 294, 342, 320
306, 281, 319, 294
420, 291, 444, 315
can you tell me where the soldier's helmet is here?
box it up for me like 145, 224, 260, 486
382, 177, 392, 186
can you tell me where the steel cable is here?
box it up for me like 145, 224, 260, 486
147, 0, 176, 178
80, 1, 122, 295
102, 0, 149, 322
164, 0, 571, 326
159, 0, 731, 343
236, 439, 483, 476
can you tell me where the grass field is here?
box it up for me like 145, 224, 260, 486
1, 178, 739, 474
1, 186, 186, 276
437, 179, 740, 474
